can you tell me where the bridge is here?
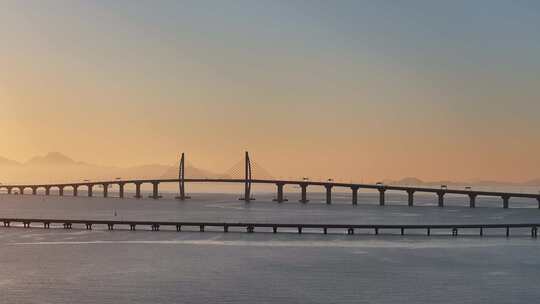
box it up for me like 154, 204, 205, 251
1, 152, 539, 209
0, 217, 539, 237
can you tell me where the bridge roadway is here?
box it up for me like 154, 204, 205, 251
1, 217, 539, 237
1, 178, 539, 209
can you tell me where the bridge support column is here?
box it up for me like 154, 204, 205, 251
407, 190, 415, 207
175, 153, 191, 201
239, 151, 253, 202
59, 186, 64, 196
7, 187, 12, 195
378, 188, 386, 206
45, 187, 50, 196
150, 182, 161, 199
19, 187, 25, 195
134, 183, 142, 198
469, 194, 477, 208
351, 186, 359, 205
273, 183, 287, 203
32, 187, 37, 195
103, 184, 108, 198
502, 195, 510, 209
437, 192, 445, 208
119, 183, 125, 199
87, 185, 93, 197
299, 184, 309, 203
73, 186, 78, 197
325, 184, 333, 204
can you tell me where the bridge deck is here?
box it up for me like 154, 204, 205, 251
1, 178, 539, 199
1, 218, 539, 237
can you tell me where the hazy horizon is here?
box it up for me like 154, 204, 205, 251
1, 151, 539, 187
2, 1, 539, 183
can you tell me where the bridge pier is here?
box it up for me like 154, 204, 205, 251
134, 182, 142, 199
299, 183, 309, 203
502, 195, 510, 209
7, 187, 12, 195
73, 185, 78, 197
119, 183, 125, 199
19, 187, 25, 195
325, 184, 333, 204
437, 191, 445, 208
273, 183, 287, 203
45, 186, 50, 196
59, 186, 64, 196
469, 193, 477, 208
378, 188, 386, 206
150, 182, 161, 199
407, 190, 415, 207
351, 186, 359, 205
32, 187, 37, 195
87, 184, 93, 197
103, 183, 109, 198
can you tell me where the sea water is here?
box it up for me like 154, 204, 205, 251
0, 192, 539, 303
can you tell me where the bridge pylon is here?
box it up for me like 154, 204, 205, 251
175, 153, 191, 200
239, 151, 254, 202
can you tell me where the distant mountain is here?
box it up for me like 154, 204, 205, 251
25, 152, 83, 166
1, 152, 539, 187
159, 165, 228, 179
0, 152, 224, 184
384, 177, 425, 185
0, 156, 21, 166
524, 178, 540, 186
382, 176, 540, 188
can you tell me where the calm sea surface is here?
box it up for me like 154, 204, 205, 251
1, 191, 539, 303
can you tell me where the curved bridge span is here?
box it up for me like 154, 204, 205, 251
1, 178, 539, 209
1, 152, 539, 209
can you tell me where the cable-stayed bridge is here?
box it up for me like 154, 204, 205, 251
1, 152, 539, 209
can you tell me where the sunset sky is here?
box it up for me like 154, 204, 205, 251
1, 1, 539, 183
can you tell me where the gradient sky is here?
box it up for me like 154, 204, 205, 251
1, 1, 539, 182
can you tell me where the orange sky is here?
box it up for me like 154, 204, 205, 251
1, 2, 539, 183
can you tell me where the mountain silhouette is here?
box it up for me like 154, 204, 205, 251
0, 152, 538, 186
0, 152, 224, 184
25, 152, 83, 166
0, 156, 21, 167
524, 178, 540, 186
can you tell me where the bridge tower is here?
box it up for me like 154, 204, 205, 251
239, 151, 254, 202
175, 153, 190, 200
